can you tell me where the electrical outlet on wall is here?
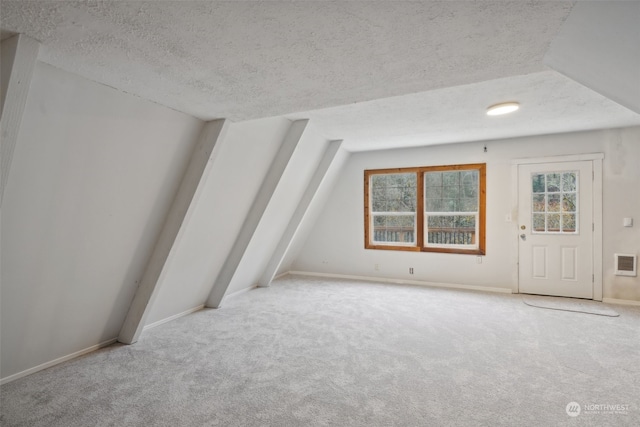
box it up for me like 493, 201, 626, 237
409, 267, 414, 274
374, 263, 379, 271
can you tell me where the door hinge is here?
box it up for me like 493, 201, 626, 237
592, 223, 594, 231
592, 274, 595, 283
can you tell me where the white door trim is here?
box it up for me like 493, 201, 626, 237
510, 153, 603, 300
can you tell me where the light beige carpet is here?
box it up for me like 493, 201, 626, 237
1, 274, 639, 426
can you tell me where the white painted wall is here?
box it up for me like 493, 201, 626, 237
145, 119, 338, 322
291, 126, 640, 302
0, 35, 18, 114
278, 147, 350, 275
0, 62, 203, 379
145, 117, 293, 324
603, 127, 640, 301
225, 123, 329, 295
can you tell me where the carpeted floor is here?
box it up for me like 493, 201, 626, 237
1, 274, 639, 426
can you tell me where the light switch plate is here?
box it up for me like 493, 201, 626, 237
623, 218, 633, 227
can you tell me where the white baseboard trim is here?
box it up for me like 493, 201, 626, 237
257, 271, 290, 288
143, 305, 205, 331
273, 271, 289, 281
221, 285, 257, 304
603, 298, 640, 306
287, 271, 513, 294
0, 338, 118, 385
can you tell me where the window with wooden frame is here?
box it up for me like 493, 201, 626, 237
364, 163, 486, 255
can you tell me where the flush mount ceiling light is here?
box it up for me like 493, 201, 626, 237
486, 102, 520, 116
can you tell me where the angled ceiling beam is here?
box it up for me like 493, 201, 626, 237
257, 139, 343, 287
118, 119, 228, 344
1, 34, 39, 207
206, 119, 308, 308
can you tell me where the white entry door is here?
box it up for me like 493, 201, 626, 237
518, 161, 593, 299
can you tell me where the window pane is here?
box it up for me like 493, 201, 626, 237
372, 196, 385, 211
425, 198, 441, 211
427, 214, 476, 245
425, 172, 442, 187
371, 173, 416, 213
425, 186, 441, 199
533, 213, 546, 232
429, 215, 454, 228
562, 194, 576, 212
562, 214, 576, 232
547, 213, 560, 232
423, 167, 482, 249
460, 198, 477, 212
530, 170, 579, 235
442, 171, 459, 186
369, 172, 417, 245
546, 173, 561, 192
425, 171, 478, 214
532, 194, 545, 212
443, 185, 459, 199
532, 174, 545, 193
548, 194, 561, 212
372, 214, 415, 243
366, 164, 485, 254
562, 172, 577, 192
462, 184, 477, 198
441, 199, 458, 212
460, 170, 478, 186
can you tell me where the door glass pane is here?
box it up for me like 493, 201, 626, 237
531, 171, 579, 234
533, 214, 546, 232
562, 194, 576, 212
532, 194, 545, 212
532, 174, 545, 193
562, 214, 576, 232
548, 213, 560, 232
562, 173, 577, 192
546, 173, 561, 192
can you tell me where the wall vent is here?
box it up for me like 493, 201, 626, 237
614, 254, 637, 277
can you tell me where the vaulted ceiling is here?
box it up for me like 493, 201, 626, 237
2, 0, 639, 151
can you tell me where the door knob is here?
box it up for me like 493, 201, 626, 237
520, 234, 526, 240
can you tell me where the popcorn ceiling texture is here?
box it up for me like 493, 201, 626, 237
0, 1, 575, 121
289, 71, 640, 151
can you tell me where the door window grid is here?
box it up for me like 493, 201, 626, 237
531, 171, 578, 234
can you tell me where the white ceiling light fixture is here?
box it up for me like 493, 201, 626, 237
486, 102, 520, 116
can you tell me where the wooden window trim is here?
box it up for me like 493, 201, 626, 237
365, 163, 486, 255
364, 168, 420, 252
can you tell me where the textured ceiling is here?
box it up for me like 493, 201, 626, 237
2, 0, 639, 151
2, 0, 573, 120
290, 70, 640, 151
